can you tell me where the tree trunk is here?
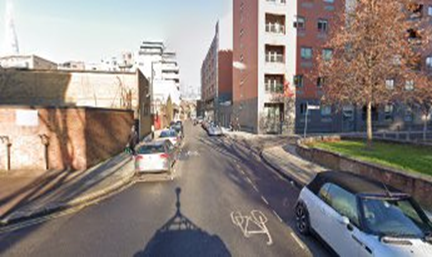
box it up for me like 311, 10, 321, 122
366, 101, 373, 148
424, 114, 428, 142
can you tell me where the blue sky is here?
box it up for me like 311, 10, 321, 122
0, 0, 232, 92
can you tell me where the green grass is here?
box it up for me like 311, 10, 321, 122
310, 140, 432, 177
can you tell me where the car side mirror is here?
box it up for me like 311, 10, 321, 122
339, 216, 350, 226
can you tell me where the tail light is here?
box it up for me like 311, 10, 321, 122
135, 155, 144, 160
160, 153, 169, 159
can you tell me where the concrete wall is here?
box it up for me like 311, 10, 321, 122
297, 137, 432, 209
0, 106, 133, 172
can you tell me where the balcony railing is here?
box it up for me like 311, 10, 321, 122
265, 23, 285, 34
265, 83, 284, 93
265, 53, 284, 63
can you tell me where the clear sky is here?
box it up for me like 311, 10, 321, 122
0, 0, 232, 94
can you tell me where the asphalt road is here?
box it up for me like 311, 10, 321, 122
0, 122, 331, 257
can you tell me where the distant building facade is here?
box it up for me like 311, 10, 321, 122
201, 23, 233, 127
0, 55, 57, 70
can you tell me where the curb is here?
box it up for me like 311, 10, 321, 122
259, 150, 307, 190
0, 160, 136, 230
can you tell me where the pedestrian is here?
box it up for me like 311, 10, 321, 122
127, 126, 138, 155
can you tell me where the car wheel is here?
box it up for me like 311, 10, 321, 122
295, 202, 310, 235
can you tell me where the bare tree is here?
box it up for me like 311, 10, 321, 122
318, 0, 431, 147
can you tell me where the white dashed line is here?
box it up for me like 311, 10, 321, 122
246, 177, 254, 185
261, 196, 269, 205
252, 184, 259, 192
290, 232, 306, 250
272, 210, 283, 223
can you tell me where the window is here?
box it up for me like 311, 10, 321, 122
294, 16, 305, 29
322, 49, 333, 61
301, 47, 312, 60
327, 184, 359, 226
319, 183, 332, 204
427, 56, 432, 69
429, 6, 432, 16
405, 80, 415, 91
318, 19, 328, 32
321, 105, 332, 116
317, 77, 325, 88
240, 29, 244, 37
265, 75, 284, 93
386, 79, 395, 90
294, 75, 304, 87
385, 104, 394, 121
324, 0, 334, 3
299, 103, 307, 114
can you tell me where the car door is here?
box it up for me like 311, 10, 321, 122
307, 183, 332, 236
324, 184, 363, 257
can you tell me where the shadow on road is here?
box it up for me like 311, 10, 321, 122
134, 187, 231, 257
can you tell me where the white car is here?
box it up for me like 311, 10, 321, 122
134, 140, 177, 175
207, 125, 223, 136
159, 129, 181, 147
295, 171, 432, 257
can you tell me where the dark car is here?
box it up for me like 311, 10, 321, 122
295, 171, 432, 257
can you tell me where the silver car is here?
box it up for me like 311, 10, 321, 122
207, 125, 223, 136
134, 140, 177, 175
295, 171, 432, 257
159, 129, 181, 147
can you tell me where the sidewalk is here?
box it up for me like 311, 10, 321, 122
261, 144, 327, 186
0, 151, 135, 226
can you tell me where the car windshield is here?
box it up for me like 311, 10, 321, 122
160, 131, 177, 138
137, 145, 165, 154
360, 196, 432, 238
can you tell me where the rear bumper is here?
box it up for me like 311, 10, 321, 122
135, 168, 170, 174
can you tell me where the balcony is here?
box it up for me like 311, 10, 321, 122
265, 53, 284, 63
266, 0, 286, 5
265, 23, 285, 34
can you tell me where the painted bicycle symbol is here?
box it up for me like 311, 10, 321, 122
230, 210, 273, 245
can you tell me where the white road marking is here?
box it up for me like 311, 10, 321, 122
272, 210, 283, 223
261, 196, 269, 205
291, 232, 306, 250
231, 210, 273, 245
246, 177, 254, 185
252, 184, 259, 192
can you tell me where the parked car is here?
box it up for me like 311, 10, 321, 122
201, 120, 210, 131
207, 125, 223, 136
134, 140, 177, 175
295, 171, 432, 257
159, 129, 181, 147
170, 120, 183, 138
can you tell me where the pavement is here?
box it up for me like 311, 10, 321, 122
0, 122, 331, 257
0, 151, 135, 227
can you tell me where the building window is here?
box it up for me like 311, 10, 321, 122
317, 77, 325, 88
322, 49, 333, 61
427, 56, 432, 69
265, 75, 284, 93
324, 0, 334, 3
299, 103, 307, 114
428, 6, 432, 16
294, 75, 304, 88
385, 104, 394, 121
318, 19, 328, 32
386, 79, 395, 90
405, 80, 415, 91
294, 16, 305, 29
301, 47, 313, 60
240, 29, 244, 37
321, 105, 332, 116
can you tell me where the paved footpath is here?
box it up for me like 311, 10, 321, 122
0, 152, 135, 227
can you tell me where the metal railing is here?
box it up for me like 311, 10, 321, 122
265, 23, 285, 34
265, 54, 284, 63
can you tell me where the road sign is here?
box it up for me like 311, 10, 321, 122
307, 105, 320, 110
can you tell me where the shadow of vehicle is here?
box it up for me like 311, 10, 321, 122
134, 187, 231, 257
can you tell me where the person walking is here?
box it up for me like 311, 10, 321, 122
127, 126, 138, 155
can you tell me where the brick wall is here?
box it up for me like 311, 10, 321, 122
0, 69, 151, 138
297, 137, 432, 209
0, 106, 134, 172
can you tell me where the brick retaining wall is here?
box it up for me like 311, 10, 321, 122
296, 136, 432, 209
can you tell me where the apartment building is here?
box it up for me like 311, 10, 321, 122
201, 22, 233, 127
233, 0, 297, 134
234, 0, 432, 135
0, 55, 57, 70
